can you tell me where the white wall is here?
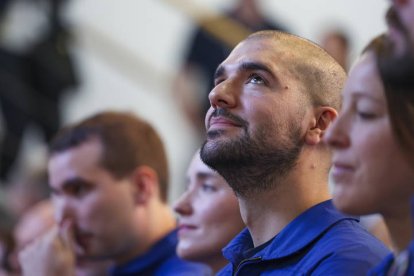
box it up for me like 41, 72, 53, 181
53, 0, 389, 203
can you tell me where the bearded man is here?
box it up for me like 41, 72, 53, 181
201, 30, 390, 275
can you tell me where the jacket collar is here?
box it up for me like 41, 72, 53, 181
223, 200, 359, 264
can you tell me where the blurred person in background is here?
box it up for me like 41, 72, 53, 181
14, 200, 55, 253
13, 200, 111, 276
0, 0, 77, 184
320, 28, 351, 71
5, 168, 50, 217
359, 214, 392, 250
174, 0, 289, 134
11, 200, 56, 274
0, 202, 16, 276
174, 150, 244, 273
18, 111, 209, 276
324, 33, 414, 275
390, 0, 414, 49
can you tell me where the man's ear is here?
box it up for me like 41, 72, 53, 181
305, 106, 338, 146
130, 166, 159, 205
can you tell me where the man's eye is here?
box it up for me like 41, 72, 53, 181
248, 74, 265, 84
214, 78, 225, 86
68, 184, 89, 197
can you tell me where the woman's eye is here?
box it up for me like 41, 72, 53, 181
357, 111, 378, 120
201, 183, 217, 192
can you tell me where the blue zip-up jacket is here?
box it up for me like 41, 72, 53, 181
369, 241, 414, 276
218, 200, 389, 276
370, 197, 414, 276
110, 229, 211, 276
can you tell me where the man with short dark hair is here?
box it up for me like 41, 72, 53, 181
19, 111, 209, 276
200, 30, 389, 275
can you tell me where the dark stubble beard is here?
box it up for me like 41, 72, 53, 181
200, 109, 304, 198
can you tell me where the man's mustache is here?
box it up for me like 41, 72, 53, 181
210, 108, 248, 128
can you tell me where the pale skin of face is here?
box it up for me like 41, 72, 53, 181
174, 152, 244, 273
205, 39, 305, 147
48, 139, 142, 263
324, 52, 414, 253
204, 36, 336, 247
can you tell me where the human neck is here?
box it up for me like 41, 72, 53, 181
238, 176, 330, 247
205, 254, 229, 274
115, 202, 176, 265
383, 205, 412, 254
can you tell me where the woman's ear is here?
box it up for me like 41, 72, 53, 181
305, 107, 338, 146
130, 166, 159, 205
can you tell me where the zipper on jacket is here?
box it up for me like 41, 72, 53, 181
233, 256, 262, 276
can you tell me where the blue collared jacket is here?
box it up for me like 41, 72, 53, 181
110, 229, 211, 276
369, 241, 414, 276
218, 200, 389, 276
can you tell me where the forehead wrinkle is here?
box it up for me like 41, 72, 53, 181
239, 61, 274, 76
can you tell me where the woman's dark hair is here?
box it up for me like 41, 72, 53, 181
363, 34, 414, 158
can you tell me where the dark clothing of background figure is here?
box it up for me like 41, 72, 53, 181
0, 0, 77, 183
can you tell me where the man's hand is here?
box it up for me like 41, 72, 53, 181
19, 221, 76, 276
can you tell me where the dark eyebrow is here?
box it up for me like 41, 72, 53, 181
214, 65, 225, 81
52, 177, 94, 195
353, 92, 384, 104
184, 171, 215, 190
214, 61, 275, 83
196, 171, 215, 180
240, 61, 274, 76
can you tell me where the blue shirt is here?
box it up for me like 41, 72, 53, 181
370, 196, 414, 276
110, 229, 211, 276
218, 200, 389, 276
369, 242, 414, 276
372, 197, 414, 275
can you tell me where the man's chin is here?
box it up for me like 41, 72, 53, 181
206, 127, 226, 140
75, 252, 108, 265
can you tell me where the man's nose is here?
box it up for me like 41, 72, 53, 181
53, 197, 76, 226
208, 80, 238, 110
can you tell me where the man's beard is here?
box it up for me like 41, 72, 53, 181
200, 108, 303, 198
